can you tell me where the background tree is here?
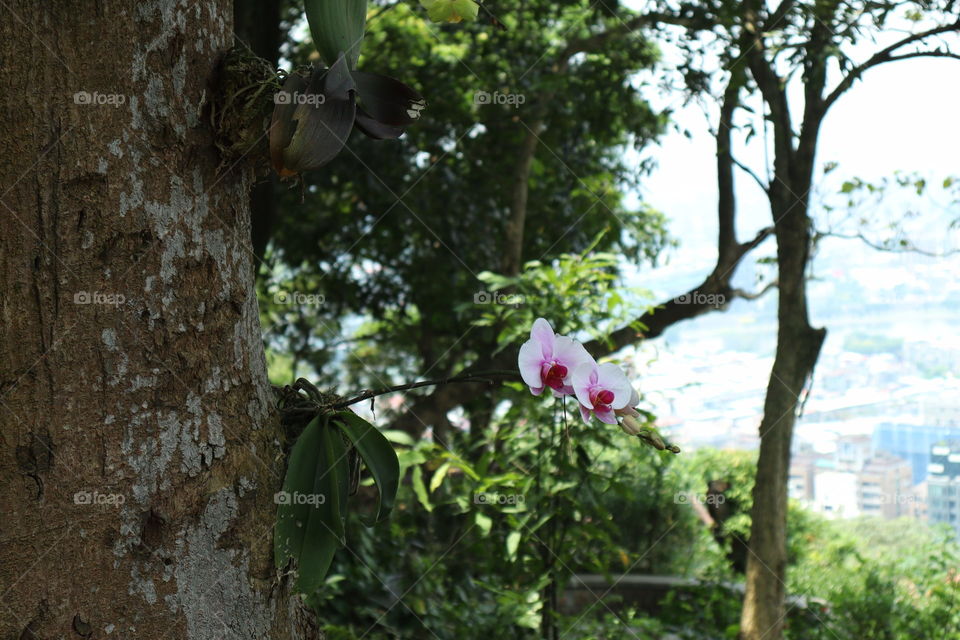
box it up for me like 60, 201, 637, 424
257, 0, 774, 441
608, 2, 960, 637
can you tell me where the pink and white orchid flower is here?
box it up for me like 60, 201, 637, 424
572, 361, 633, 425
518, 318, 591, 396
615, 388, 640, 418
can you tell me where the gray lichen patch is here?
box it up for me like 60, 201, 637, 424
167, 488, 272, 640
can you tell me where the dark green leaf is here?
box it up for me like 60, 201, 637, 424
274, 415, 351, 600
304, 0, 367, 69
281, 57, 357, 174
351, 71, 425, 126
355, 108, 405, 140
333, 410, 400, 525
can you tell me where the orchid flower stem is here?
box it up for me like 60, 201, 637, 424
331, 370, 520, 409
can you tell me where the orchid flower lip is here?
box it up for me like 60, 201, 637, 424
518, 318, 591, 398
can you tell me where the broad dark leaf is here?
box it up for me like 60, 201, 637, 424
333, 410, 400, 525
352, 70, 426, 126
355, 108, 405, 140
281, 55, 357, 174
269, 73, 307, 177
274, 415, 351, 600
304, 0, 367, 69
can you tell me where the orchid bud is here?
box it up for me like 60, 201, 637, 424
620, 415, 643, 436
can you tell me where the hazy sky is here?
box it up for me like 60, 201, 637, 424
610, 13, 960, 407
630, 19, 960, 269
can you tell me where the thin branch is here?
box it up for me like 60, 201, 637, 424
732, 156, 770, 192
884, 50, 960, 63
731, 280, 778, 300
814, 229, 960, 257
736, 225, 775, 258
332, 370, 520, 409
824, 20, 960, 110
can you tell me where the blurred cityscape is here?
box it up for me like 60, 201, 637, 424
633, 235, 960, 534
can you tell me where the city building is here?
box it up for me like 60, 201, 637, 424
923, 399, 960, 428
927, 442, 960, 536
874, 422, 960, 484
835, 434, 873, 471
788, 453, 819, 503
857, 453, 914, 519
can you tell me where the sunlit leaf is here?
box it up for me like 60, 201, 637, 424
304, 0, 367, 68
506, 530, 522, 561
474, 511, 493, 536
430, 461, 452, 492
412, 464, 433, 512
420, 0, 479, 23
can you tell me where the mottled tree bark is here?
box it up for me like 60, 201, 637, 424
738, 3, 828, 637
0, 2, 312, 638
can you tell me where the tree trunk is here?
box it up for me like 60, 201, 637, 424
0, 2, 312, 638
500, 121, 543, 277
739, 184, 825, 640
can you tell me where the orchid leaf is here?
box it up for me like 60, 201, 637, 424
352, 71, 425, 126
274, 415, 351, 602
304, 0, 367, 69
355, 109, 405, 139
269, 73, 307, 177
280, 55, 357, 175
333, 410, 400, 525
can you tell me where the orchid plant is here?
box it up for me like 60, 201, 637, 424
518, 317, 645, 437
515, 316, 676, 636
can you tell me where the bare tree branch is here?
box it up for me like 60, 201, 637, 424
823, 20, 960, 110
733, 156, 770, 192
814, 228, 960, 257
731, 280, 778, 300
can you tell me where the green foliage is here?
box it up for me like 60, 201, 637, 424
790, 518, 960, 640
309, 391, 696, 637
274, 409, 400, 608
556, 608, 670, 639
261, 0, 669, 391
471, 244, 654, 350
420, 0, 479, 23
